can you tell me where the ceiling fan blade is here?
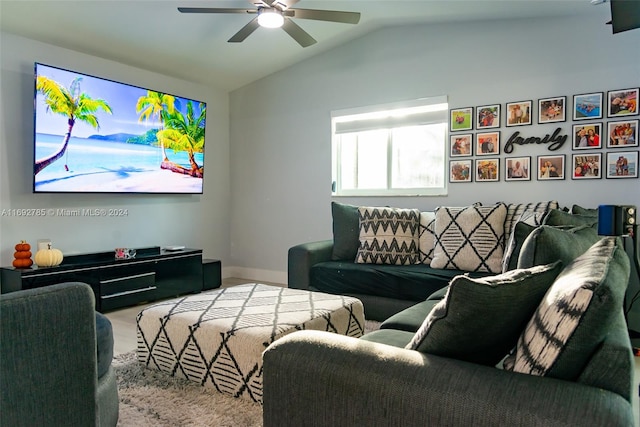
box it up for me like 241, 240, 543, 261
288, 8, 360, 24
178, 7, 255, 15
281, 18, 316, 47
272, 0, 300, 9
228, 17, 261, 43
257, 0, 300, 8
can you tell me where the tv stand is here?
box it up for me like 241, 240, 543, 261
0, 247, 203, 312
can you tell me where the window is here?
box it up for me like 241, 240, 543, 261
331, 96, 448, 196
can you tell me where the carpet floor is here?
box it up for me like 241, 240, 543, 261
114, 320, 381, 426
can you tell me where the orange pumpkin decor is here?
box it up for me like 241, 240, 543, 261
12, 240, 33, 269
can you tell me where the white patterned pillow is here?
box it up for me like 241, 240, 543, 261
355, 207, 420, 265
418, 211, 436, 264
503, 237, 629, 380
430, 203, 507, 273
504, 201, 559, 242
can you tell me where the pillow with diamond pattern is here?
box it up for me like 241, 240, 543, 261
355, 206, 420, 265
430, 203, 507, 273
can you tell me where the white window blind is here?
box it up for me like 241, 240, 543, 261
331, 96, 448, 197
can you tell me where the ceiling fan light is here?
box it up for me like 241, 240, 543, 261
258, 9, 284, 28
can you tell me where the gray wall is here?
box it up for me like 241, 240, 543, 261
0, 33, 231, 266
229, 9, 640, 284
1, 9, 639, 289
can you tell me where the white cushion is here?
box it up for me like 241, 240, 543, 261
430, 204, 507, 273
418, 211, 436, 264
504, 201, 559, 242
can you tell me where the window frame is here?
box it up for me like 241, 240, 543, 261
331, 96, 449, 197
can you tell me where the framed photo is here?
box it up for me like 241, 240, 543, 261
607, 88, 638, 118
476, 131, 500, 156
607, 120, 638, 147
449, 159, 472, 182
572, 153, 602, 180
573, 92, 603, 120
505, 157, 531, 181
450, 134, 473, 157
572, 123, 602, 150
538, 96, 566, 123
606, 151, 638, 178
476, 158, 499, 182
476, 104, 500, 129
450, 107, 473, 132
537, 155, 565, 180
506, 100, 532, 126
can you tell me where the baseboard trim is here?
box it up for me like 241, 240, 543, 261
223, 266, 287, 286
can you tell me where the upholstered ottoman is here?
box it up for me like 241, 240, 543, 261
136, 283, 364, 403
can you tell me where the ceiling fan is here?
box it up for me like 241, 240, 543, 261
178, 0, 361, 47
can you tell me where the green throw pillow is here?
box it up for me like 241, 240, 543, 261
501, 211, 548, 273
504, 238, 629, 380
517, 225, 599, 269
503, 222, 536, 272
571, 204, 598, 217
331, 202, 360, 261
405, 261, 563, 366
544, 209, 598, 227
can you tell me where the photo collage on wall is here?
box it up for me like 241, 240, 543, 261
449, 87, 638, 183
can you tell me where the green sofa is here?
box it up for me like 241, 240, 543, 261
0, 282, 119, 427
266, 221, 635, 426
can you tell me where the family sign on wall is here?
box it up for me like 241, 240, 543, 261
449, 87, 638, 183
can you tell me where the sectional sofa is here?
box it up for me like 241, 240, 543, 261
266, 203, 635, 426
289, 200, 571, 321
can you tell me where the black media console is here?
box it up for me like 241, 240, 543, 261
0, 247, 207, 312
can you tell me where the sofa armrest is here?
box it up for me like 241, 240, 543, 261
287, 240, 334, 290
263, 331, 633, 427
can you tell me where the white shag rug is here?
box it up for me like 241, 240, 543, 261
114, 320, 381, 426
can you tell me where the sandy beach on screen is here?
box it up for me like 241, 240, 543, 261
34, 168, 203, 193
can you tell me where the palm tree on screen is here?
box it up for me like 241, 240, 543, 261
136, 90, 176, 162
34, 76, 112, 175
156, 101, 206, 177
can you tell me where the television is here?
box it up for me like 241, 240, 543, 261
609, 0, 640, 34
33, 63, 206, 194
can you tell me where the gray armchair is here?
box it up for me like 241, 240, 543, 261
0, 282, 119, 427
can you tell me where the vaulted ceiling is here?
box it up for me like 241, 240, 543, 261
0, 1, 604, 91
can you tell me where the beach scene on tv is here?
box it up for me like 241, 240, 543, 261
34, 64, 206, 193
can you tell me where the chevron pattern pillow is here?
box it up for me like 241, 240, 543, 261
355, 206, 420, 265
503, 237, 629, 380
418, 211, 436, 264
430, 203, 507, 273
